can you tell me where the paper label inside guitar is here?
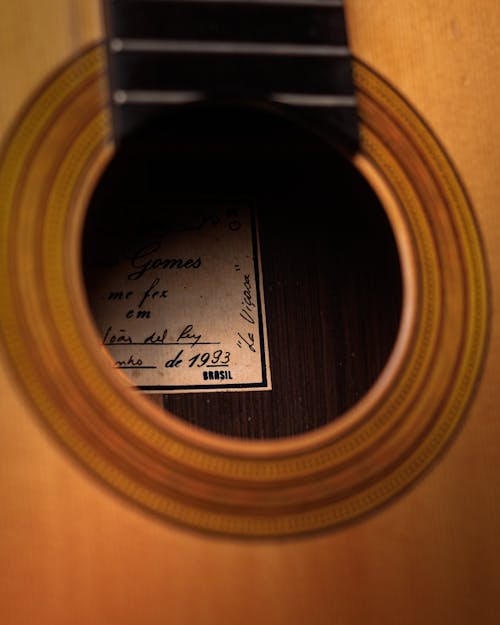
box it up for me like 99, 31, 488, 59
88, 201, 272, 393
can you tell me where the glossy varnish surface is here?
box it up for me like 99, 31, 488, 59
1, 2, 499, 624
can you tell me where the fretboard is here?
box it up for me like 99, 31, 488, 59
102, 0, 358, 148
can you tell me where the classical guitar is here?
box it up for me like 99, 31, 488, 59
1, 1, 499, 624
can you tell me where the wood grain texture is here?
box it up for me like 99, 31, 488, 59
1, 1, 499, 624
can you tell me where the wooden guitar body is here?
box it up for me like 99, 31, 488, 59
1, 1, 499, 624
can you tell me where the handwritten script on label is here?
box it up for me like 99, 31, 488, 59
87, 204, 271, 393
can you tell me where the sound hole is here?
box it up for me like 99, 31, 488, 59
82, 103, 402, 438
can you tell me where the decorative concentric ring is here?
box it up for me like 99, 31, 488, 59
0, 46, 489, 537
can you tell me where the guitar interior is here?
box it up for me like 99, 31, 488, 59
82, 102, 402, 438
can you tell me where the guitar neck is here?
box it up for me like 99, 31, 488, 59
102, 0, 358, 147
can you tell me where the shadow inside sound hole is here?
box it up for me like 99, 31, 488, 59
82, 102, 402, 439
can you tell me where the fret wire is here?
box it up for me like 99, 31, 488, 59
113, 89, 356, 107
109, 0, 343, 7
271, 93, 356, 106
113, 89, 205, 104
110, 38, 350, 57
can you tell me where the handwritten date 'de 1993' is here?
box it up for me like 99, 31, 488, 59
88, 204, 272, 393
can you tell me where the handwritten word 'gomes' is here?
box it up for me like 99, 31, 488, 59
126, 241, 201, 280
